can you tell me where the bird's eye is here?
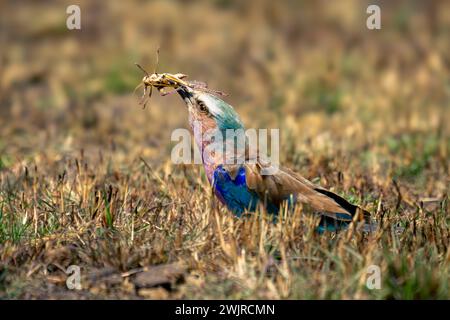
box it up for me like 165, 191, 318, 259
198, 100, 208, 113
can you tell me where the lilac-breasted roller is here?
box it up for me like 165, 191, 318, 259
176, 86, 371, 232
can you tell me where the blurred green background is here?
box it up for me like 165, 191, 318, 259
0, 0, 449, 190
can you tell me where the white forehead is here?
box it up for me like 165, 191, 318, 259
195, 92, 224, 117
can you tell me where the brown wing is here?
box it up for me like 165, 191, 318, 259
225, 161, 369, 222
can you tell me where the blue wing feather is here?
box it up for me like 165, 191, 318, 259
213, 165, 353, 232
212, 165, 281, 216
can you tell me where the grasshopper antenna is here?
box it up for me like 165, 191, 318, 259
135, 63, 149, 77
154, 46, 160, 75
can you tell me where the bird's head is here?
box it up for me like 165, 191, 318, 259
177, 86, 244, 134
177, 86, 246, 178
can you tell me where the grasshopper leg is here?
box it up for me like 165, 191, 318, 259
143, 86, 153, 109
139, 85, 148, 105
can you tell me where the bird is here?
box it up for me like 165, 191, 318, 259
175, 86, 372, 232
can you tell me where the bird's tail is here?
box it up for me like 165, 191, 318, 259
316, 215, 378, 233
313, 188, 375, 233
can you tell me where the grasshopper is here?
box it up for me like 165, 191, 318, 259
134, 49, 227, 108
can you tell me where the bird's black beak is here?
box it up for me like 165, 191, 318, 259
177, 86, 195, 108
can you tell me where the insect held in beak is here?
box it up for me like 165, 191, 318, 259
134, 49, 228, 109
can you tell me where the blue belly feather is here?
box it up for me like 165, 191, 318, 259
212, 165, 281, 216
212, 165, 259, 217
